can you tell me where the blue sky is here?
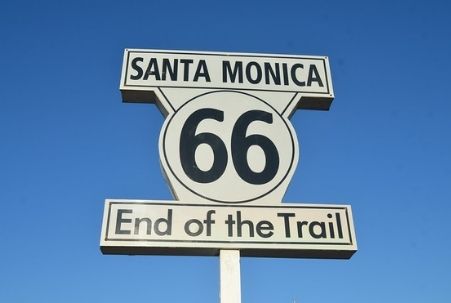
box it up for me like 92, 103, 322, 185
1, 0, 450, 302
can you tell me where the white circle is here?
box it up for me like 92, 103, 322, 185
162, 90, 296, 203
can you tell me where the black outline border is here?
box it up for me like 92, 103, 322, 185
123, 50, 332, 95
104, 201, 354, 247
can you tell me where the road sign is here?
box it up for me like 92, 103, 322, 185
120, 49, 334, 110
101, 49, 357, 259
161, 90, 297, 204
101, 200, 356, 259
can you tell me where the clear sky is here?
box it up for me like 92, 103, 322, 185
1, 0, 450, 302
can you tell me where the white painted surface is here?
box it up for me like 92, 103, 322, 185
220, 250, 241, 303
159, 90, 298, 204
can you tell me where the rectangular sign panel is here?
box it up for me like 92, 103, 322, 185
120, 49, 334, 109
100, 200, 357, 259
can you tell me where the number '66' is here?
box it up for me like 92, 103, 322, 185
180, 108, 279, 185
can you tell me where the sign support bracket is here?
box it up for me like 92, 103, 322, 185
219, 249, 241, 303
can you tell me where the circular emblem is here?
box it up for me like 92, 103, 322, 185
161, 90, 297, 203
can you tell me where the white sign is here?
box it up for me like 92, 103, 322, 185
120, 49, 334, 110
161, 90, 297, 203
101, 49, 357, 259
101, 200, 357, 259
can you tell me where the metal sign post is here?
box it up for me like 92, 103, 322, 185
100, 49, 357, 303
220, 250, 241, 303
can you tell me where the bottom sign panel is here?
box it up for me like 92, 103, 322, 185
100, 200, 357, 259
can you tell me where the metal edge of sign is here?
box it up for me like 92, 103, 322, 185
100, 246, 355, 259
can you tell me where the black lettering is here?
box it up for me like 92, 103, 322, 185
296, 221, 308, 238
327, 213, 335, 238
180, 59, 193, 81
223, 61, 243, 83
184, 218, 203, 236
309, 221, 327, 239
130, 57, 144, 80
162, 59, 178, 81
264, 62, 281, 85
155, 209, 172, 236
115, 209, 132, 235
237, 211, 254, 237
193, 60, 211, 82
291, 63, 305, 86
256, 221, 274, 238
134, 217, 152, 235
203, 210, 215, 236
246, 61, 262, 84
225, 215, 236, 237
307, 65, 324, 87
282, 63, 289, 85
336, 213, 343, 239
278, 213, 295, 237
143, 58, 160, 80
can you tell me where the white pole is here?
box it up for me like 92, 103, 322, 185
219, 249, 241, 303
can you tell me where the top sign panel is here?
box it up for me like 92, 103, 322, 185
120, 49, 334, 110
